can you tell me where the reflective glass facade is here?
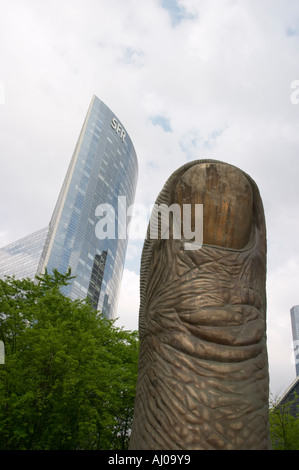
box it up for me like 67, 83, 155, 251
290, 305, 299, 377
0, 227, 48, 280
0, 96, 138, 319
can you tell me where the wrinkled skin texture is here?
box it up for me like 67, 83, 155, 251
130, 160, 270, 450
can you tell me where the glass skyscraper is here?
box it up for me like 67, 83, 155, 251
0, 95, 138, 319
290, 305, 299, 377
0, 227, 48, 280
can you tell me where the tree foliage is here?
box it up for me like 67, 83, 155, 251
0, 270, 139, 450
269, 394, 299, 450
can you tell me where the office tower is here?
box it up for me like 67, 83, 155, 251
0, 95, 138, 318
290, 305, 299, 377
0, 227, 48, 281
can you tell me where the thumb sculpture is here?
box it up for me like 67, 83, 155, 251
129, 160, 270, 450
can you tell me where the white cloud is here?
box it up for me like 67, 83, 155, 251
0, 81, 5, 105
114, 269, 140, 332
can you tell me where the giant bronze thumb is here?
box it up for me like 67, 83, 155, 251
130, 160, 270, 450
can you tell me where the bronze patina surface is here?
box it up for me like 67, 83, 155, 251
129, 160, 270, 450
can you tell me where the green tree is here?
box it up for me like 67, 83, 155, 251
269, 394, 299, 450
0, 270, 139, 450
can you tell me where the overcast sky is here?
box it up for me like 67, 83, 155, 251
1, 0, 299, 397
